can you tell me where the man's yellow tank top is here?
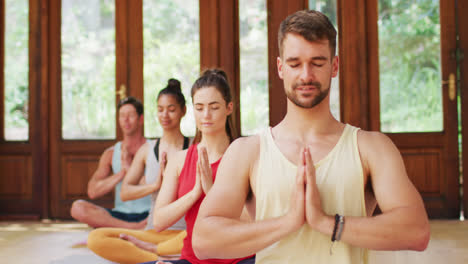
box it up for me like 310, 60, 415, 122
255, 124, 368, 264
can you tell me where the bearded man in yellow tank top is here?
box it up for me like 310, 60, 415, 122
192, 10, 430, 264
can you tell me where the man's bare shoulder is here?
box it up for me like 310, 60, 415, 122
104, 145, 115, 152
357, 129, 397, 153
357, 129, 402, 173
227, 135, 260, 158
91, 145, 115, 180
101, 146, 115, 162
219, 135, 261, 177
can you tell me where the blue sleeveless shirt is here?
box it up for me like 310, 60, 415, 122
111, 141, 152, 213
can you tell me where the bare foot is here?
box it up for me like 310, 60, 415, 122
119, 233, 157, 253
71, 239, 88, 248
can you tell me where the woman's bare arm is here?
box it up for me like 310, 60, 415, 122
121, 143, 160, 201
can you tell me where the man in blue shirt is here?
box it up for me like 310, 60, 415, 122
70, 97, 151, 229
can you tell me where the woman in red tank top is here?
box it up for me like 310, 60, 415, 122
140, 69, 254, 264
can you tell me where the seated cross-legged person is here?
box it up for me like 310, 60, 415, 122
88, 79, 191, 264
140, 69, 255, 264
70, 96, 151, 229
192, 10, 430, 264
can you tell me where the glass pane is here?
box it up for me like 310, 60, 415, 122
4, 0, 29, 141
61, 0, 116, 139
378, 0, 442, 132
239, 0, 268, 135
309, 0, 339, 120
143, 0, 199, 138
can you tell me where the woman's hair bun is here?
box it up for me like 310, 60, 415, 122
167, 78, 182, 93
202, 69, 228, 82
157, 78, 185, 107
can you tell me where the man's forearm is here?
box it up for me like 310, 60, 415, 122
193, 214, 297, 260
316, 207, 430, 251
88, 171, 124, 199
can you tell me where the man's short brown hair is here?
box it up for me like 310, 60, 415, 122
118, 96, 144, 116
278, 10, 337, 58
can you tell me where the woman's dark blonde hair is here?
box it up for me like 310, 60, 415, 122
191, 69, 238, 143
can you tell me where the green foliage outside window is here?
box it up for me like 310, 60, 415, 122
4, 0, 444, 139
239, 0, 269, 135
143, 0, 200, 138
61, 0, 116, 139
379, 0, 442, 132
5, 0, 29, 140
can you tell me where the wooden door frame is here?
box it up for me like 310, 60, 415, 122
49, 0, 63, 218
459, 0, 468, 218
365, 0, 460, 218
440, 0, 459, 218
0, 0, 48, 219
49, 0, 136, 218
0, 0, 4, 141
116, 0, 144, 139
36, 0, 49, 219
199, 0, 241, 136
338, 0, 371, 129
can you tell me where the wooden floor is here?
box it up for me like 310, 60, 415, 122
0, 220, 467, 264
369, 220, 468, 264
0, 220, 111, 264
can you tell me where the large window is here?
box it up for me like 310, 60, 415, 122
143, 0, 200, 138
239, 0, 269, 135
4, 0, 29, 141
378, 0, 442, 132
309, 0, 339, 120
61, 0, 116, 139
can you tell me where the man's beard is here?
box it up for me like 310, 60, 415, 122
286, 81, 330, 109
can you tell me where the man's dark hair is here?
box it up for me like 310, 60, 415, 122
117, 96, 144, 116
278, 10, 337, 57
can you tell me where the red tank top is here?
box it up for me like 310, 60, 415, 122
177, 144, 251, 264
